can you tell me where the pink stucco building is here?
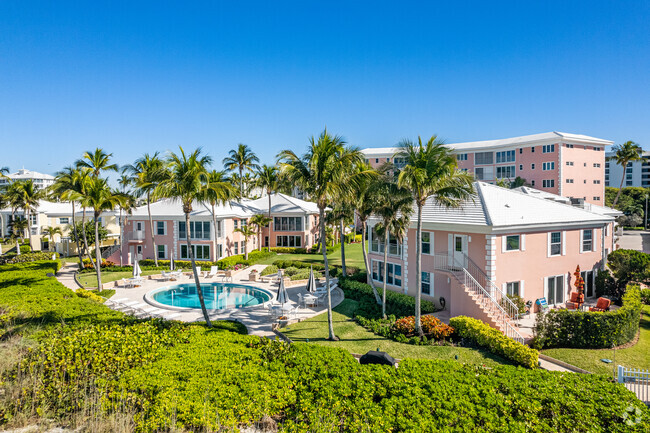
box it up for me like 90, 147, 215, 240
367, 182, 621, 341
362, 131, 612, 204
114, 193, 320, 264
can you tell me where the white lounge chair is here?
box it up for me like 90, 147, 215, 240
206, 266, 219, 278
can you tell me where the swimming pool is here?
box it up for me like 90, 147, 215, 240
146, 283, 273, 310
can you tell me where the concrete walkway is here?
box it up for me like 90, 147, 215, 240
56, 263, 82, 290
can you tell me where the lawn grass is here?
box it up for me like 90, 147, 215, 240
78, 270, 161, 288
543, 305, 650, 376
280, 298, 511, 367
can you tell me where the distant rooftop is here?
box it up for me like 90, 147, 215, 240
1, 168, 55, 181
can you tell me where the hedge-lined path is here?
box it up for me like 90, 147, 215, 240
100, 264, 344, 337
55, 262, 82, 291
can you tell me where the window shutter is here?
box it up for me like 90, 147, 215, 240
502, 282, 507, 295
502, 235, 507, 252
547, 232, 551, 257
579, 230, 584, 253
521, 234, 526, 251
520, 280, 525, 297
431, 273, 435, 297
592, 230, 597, 252
562, 231, 566, 255
447, 234, 453, 266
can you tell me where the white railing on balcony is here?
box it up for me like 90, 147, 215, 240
126, 231, 145, 241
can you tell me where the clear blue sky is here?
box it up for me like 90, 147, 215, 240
1, 1, 649, 176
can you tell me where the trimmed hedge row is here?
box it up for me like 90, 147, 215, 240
139, 250, 276, 270
0, 251, 58, 265
533, 286, 643, 349
450, 316, 539, 368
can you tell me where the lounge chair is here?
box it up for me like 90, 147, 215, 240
206, 266, 219, 278
589, 297, 611, 312
566, 292, 584, 310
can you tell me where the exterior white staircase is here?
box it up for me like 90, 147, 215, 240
433, 251, 525, 344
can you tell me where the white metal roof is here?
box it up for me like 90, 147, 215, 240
4, 169, 55, 180
246, 193, 320, 214
512, 186, 622, 217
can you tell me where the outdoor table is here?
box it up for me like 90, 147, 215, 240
271, 304, 293, 316
304, 294, 318, 307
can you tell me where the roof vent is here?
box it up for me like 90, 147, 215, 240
570, 197, 585, 208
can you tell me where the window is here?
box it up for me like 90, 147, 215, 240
566, 179, 574, 183
542, 162, 555, 171
234, 242, 239, 255
496, 165, 515, 179
180, 244, 210, 260
519, 164, 523, 171
595, 147, 601, 151
566, 143, 574, 148
276, 235, 302, 247
496, 150, 515, 163
241, 241, 246, 254
506, 235, 520, 251
531, 147, 535, 152
179, 221, 211, 240
506, 282, 520, 296
421, 232, 432, 255
550, 232, 562, 256
217, 220, 222, 238
422, 272, 433, 295
593, 196, 601, 201
241, 219, 247, 226
593, 180, 601, 184
582, 229, 593, 252
157, 245, 166, 259
264, 236, 269, 247
542, 144, 555, 153
234, 220, 238, 229
371, 260, 402, 287
566, 161, 574, 166
519, 148, 523, 154
274, 217, 303, 231
474, 152, 494, 165
474, 167, 494, 181
375, 158, 379, 163
29, 214, 37, 225
156, 221, 165, 235
543, 179, 555, 188
531, 163, 535, 170
456, 153, 468, 161
531, 180, 535, 186
370, 227, 402, 256
593, 163, 601, 168
59, 217, 69, 224
217, 244, 223, 259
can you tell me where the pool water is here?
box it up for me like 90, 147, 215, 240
150, 283, 272, 310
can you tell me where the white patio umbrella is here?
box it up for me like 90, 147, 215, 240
277, 270, 289, 305
16, 241, 20, 255
170, 251, 175, 271
133, 259, 142, 278
306, 265, 317, 293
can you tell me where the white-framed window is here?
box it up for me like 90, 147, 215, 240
542, 162, 555, 171
593, 163, 601, 168
422, 271, 433, 295
474, 167, 494, 181
421, 231, 432, 255
542, 144, 555, 153
156, 221, 166, 236
566, 144, 574, 148
496, 165, 515, 179
180, 244, 210, 260
179, 221, 210, 240
549, 231, 562, 256
274, 217, 303, 231
496, 150, 515, 163
566, 161, 574, 166
504, 235, 521, 251
593, 180, 601, 184
531, 163, 535, 170
519, 164, 523, 171
234, 242, 239, 255
29, 214, 37, 225
370, 227, 402, 257
217, 220, 223, 238
566, 179, 574, 183
217, 244, 223, 259
506, 281, 520, 296
276, 235, 302, 247
474, 152, 494, 165
233, 219, 238, 229
371, 260, 402, 287
456, 153, 468, 161
581, 229, 593, 252
542, 179, 555, 188
59, 217, 69, 224
241, 241, 246, 254
157, 244, 167, 259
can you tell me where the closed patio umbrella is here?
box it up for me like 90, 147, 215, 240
306, 265, 317, 293
277, 270, 289, 305
170, 251, 175, 271
16, 241, 20, 255
133, 259, 142, 278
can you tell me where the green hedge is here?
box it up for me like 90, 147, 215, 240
534, 286, 643, 349
642, 288, 650, 305
450, 316, 539, 368
139, 250, 275, 270
269, 247, 309, 254
0, 251, 59, 266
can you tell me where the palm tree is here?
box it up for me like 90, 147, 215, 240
0, 166, 9, 180
158, 146, 213, 327
117, 173, 133, 267
42, 226, 63, 247
81, 177, 128, 289
278, 129, 373, 340
327, 201, 355, 277
202, 170, 236, 261
11, 218, 28, 241
223, 144, 260, 200
76, 148, 119, 178
234, 224, 256, 260
396, 136, 474, 335
13, 180, 45, 242
373, 181, 413, 318
249, 214, 272, 251
610, 141, 643, 207
352, 163, 382, 292
52, 167, 87, 269
256, 164, 279, 246
124, 152, 166, 266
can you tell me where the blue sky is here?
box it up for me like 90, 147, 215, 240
1, 1, 649, 176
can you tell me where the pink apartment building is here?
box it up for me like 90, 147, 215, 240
367, 182, 620, 340
114, 193, 320, 264
362, 131, 612, 205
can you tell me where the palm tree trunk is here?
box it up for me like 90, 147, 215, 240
148, 194, 158, 267
361, 220, 381, 303
24, 208, 30, 242
320, 206, 337, 340
244, 235, 249, 260
211, 203, 218, 261
613, 166, 627, 207
382, 229, 389, 319
268, 190, 272, 250
186, 211, 212, 327
415, 203, 423, 336
119, 207, 124, 267
71, 202, 84, 270
94, 213, 102, 290
239, 167, 244, 200
340, 218, 346, 277
81, 208, 95, 269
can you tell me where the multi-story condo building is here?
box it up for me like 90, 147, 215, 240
362, 132, 612, 204
367, 182, 618, 340
0, 168, 55, 190
604, 151, 650, 188
115, 193, 320, 264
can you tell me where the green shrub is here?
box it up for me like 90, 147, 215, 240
0, 251, 59, 265
290, 270, 313, 281
534, 286, 643, 349
607, 249, 650, 289
284, 266, 300, 276
75, 288, 106, 303
139, 250, 275, 271
641, 288, 650, 305
595, 268, 618, 298
260, 265, 278, 276
450, 316, 539, 368
344, 233, 363, 243
269, 247, 308, 254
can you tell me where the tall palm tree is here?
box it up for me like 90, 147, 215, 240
278, 129, 373, 340
11, 218, 28, 241
223, 144, 259, 200
373, 181, 413, 318
14, 180, 45, 242
81, 177, 128, 289
202, 170, 236, 261
396, 136, 474, 334
124, 152, 166, 266
249, 214, 272, 251
117, 173, 133, 267
0, 166, 9, 180
52, 167, 86, 269
610, 141, 643, 207
234, 224, 256, 260
43, 225, 63, 243
158, 146, 213, 327
76, 148, 119, 178
256, 164, 279, 246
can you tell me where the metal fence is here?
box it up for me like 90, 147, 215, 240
618, 365, 650, 405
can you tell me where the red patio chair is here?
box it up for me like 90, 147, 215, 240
566, 292, 584, 310
589, 297, 611, 312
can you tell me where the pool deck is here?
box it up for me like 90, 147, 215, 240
105, 264, 344, 337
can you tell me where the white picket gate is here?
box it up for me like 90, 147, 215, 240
618, 365, 650, 405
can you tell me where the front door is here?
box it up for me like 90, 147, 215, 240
581, 270, 595, 298
452, 234, 468, 268
546, 275, 565, 305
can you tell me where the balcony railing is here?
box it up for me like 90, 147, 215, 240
126, 231, 145, 241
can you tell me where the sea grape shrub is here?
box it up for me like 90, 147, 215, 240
391, 316, 454, 340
